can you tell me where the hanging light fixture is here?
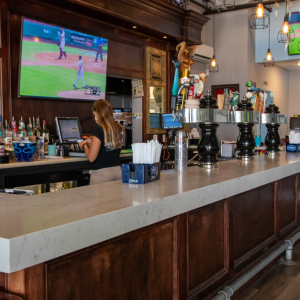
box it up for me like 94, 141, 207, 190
256, 0, 265, 18
264, 6, 275, 67
209, 14, 219, 73
278, 0, 295, 43
249, 0, 269, 29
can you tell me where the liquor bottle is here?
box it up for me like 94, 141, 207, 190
12, 126, 19, 143
5, 120, 12, 151
11, 116, 16, 130
36, 119, 42, 137
20, 116, 24, 130
42, 120, 49, 153
32, 117, 37, 136
18, 123, 23, 138
0, 114, 6, 156
28, 118, 33, 136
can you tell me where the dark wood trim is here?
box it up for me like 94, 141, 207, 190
280, 220, 298, 238
234, 235, 277, 269
188, 268, 228, 298
1, 0, 11, 122
224, 198, 230, 272
177, 213, 188, 300
274, 181, 280, 241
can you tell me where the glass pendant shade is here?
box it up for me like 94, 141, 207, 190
209, 55, 219, 72
249, 1, 269, 30
277, 15, 295, 43
256, 3, 265, 18
263, 49, 275, 67
211, 58, 216, 67
282, 16, 289, 34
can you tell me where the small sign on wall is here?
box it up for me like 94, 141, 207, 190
132, 80, 144, 98
133, 113, 142, 119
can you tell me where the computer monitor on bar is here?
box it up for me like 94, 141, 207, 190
55, 117, 83, 143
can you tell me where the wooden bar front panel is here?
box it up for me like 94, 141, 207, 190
188, 201, 228, 299
230, 184, 276, 269
45, 219, 177, 300
278, 175, 297, 237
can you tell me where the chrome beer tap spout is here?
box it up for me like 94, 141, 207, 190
175, 82, 190, 112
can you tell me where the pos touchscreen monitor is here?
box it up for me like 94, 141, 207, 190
55, 117, 82, 143
162, 114, 183, 130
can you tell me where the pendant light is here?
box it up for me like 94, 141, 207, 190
256, 0, 265, 18
209, 14, 219, 73
277, 0, 295, 43
249, 0, 269, 29
264, 6, 275, 67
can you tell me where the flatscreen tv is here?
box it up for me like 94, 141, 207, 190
19, 18, 108, 100
288, 12, 300, 55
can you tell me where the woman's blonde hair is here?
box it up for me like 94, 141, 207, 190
92, 99, 124, 149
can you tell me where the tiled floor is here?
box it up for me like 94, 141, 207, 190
240, 244, 300, 300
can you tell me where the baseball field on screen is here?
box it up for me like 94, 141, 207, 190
289, 23, 300, 55
19, 19, 108, 100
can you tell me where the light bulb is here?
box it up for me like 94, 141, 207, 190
256, 3, 264, 18
283, 21, 289, 34
266, 50, 272, 61
211, 58, 216, 67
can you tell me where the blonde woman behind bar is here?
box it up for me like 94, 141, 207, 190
78, 99, 125, 184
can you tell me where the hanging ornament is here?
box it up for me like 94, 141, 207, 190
274, 2, 280, 19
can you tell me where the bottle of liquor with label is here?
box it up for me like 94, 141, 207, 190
28, 118, 33, 136
42, 120, 49, 153
5, 120, 12, 151
32, 117, 37, 136
0, 114, 6, 156
36, 119, 42, 137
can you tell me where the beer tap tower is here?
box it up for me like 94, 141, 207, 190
261, 101, 286, 155
174, 89, 229, 168
231, 87, 260, 160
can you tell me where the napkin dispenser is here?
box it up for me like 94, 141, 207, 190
122, 162, 161, 184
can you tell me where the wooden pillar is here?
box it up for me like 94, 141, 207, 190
0, 0, 11, 123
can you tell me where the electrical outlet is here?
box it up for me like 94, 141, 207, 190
263, 81, 268, 86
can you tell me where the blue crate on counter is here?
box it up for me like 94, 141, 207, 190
286, 142, 300, 152
122, 162, 161, 184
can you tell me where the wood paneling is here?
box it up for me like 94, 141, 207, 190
0, 291, 23, 300
45, 219, 177, 300
188, 201, 228, 298
107, 39, 143, 74
278, 175, 297, 237
230, 184, 275, 269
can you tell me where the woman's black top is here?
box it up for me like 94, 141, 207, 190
91, 126, 121, 170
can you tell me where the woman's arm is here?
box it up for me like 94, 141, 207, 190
78, 136, 101, 162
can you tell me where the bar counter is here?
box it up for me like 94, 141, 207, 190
1, 153, 300, 299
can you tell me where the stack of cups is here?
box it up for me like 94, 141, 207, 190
175, 131, 187, 172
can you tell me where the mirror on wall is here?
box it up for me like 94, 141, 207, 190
146, 47, 166, 135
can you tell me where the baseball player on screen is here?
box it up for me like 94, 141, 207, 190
58, 28, 67, 59
94, 37, 103, 62
73, 56, 85, 89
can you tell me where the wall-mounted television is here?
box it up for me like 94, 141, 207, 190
288, 12, 300, 55
19, 18, 108, 100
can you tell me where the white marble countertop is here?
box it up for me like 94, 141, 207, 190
1, 153, 300, 273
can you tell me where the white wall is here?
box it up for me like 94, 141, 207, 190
288, 71, 300, 124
